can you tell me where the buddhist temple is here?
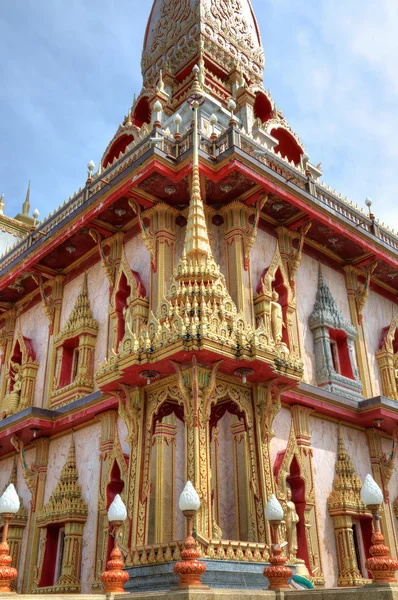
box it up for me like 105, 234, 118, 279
0, 0, 397, 595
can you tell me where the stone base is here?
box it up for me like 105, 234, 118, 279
125, 560, 296, 592
11, 583, 398, 600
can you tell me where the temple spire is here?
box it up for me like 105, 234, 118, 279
22, 181, 31, 216
184, 67, 213, 259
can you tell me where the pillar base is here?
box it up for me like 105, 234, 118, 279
101, 546, 129, 594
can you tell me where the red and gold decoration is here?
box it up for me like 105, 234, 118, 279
0, 484, 20, 593
174, 481, 207, 589
361, 474, 398, 584
263, 494, 292, 590
0, 0, 397, 595
101, 494, 129, 594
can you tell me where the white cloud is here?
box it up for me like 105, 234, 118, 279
253, 0, 398, 227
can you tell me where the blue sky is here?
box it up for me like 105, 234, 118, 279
0, 0, 397, 229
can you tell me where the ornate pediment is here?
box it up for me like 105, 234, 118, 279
55, 273, 98, 346
327, 430, 369, 517
37, 438, 87, 527
309, 269, 356, 338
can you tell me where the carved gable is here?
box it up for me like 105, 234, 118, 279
309, 270, 363, 401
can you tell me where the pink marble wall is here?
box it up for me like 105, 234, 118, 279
341, 425, 371, 482
43, 435, 70, 505
60, 274, 83, 330
16, 302, 49, 407
74, 423, 101, 594
270, 406, 292, 468
216, 412, 236, 540
310, 416, 339, 588
362, 290, 395, 397
87, 263, 109, 384
124, 234, 150, 296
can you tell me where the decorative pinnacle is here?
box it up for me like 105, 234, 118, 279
190, 64, 203, 99
22, 181, 31, 216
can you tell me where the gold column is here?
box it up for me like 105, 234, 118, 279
117, 387, 145, 552
145, 203, 178, 315
44, 275, 65, 405
333, 515, 363, 586
344, 265, 374, 398
367, 428, 398, 559
0, 308, 16, 399
221, 201, 257, 324
59, 521, 85, 588
172, 358, 217, 539
254, 383, 280, 545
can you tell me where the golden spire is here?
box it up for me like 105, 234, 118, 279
22, 181, 31, 216
184, 67, 213, 259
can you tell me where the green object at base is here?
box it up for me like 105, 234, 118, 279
293, 574, 314, 589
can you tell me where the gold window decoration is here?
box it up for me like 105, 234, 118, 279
49, 273, 98, 407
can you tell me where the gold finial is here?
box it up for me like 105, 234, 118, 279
190, 64, 203, 99
158, 69, 165, 94
0, 192, 5, 215
126, 109, 132, 126
22, 181, 31, 216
